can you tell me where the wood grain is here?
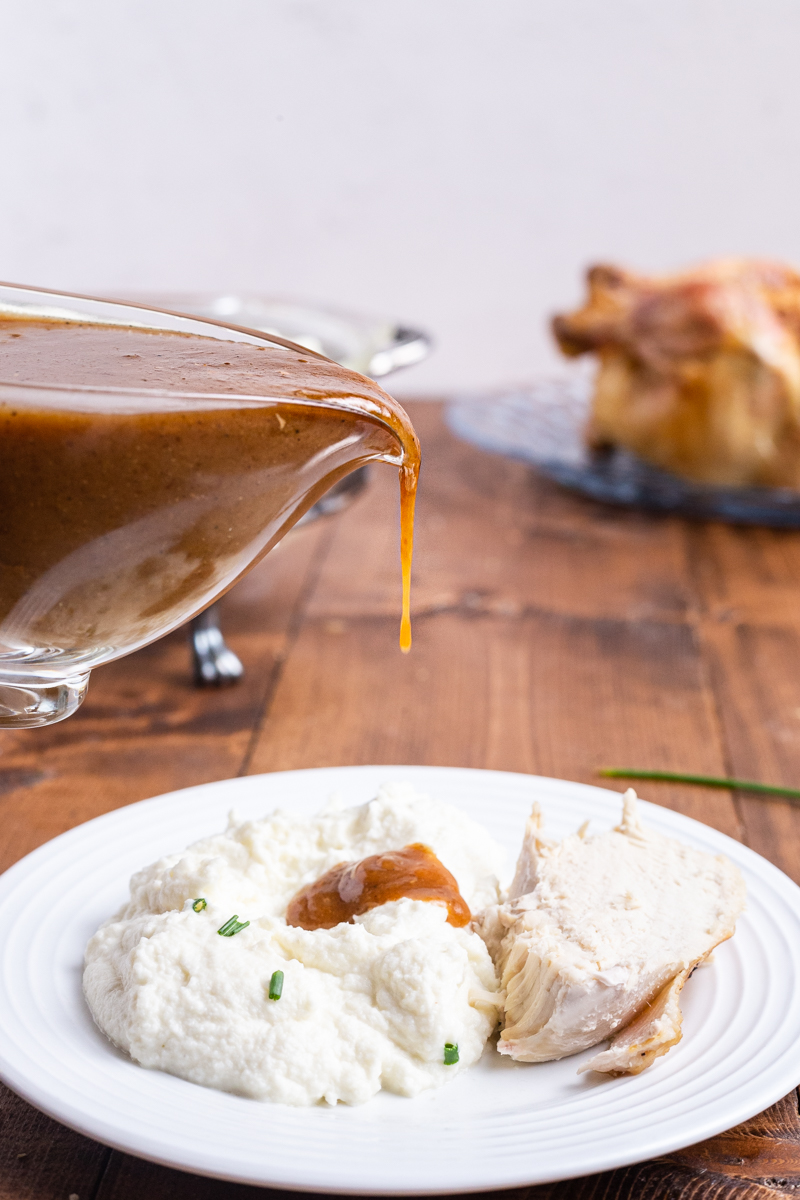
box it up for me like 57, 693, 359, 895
0, 1083, 109, 1200
1, 401, 800, 1200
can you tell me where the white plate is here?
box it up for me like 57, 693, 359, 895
1, 765, 799, 1195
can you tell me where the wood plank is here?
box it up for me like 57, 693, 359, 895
690, 620, 800, 883
686, 523, 800, 628
93, 1152, 271, 1200
733, 1092, 800, 1142
91, 1151, 558, 1200
549, 1161, 784, 1197
672, 1092, 800, 1191
0, 1083, 109, 1200
682, 522, 800, 883
673, 1133, 800, 1183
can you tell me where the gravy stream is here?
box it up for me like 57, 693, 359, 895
286, 843, 472, 930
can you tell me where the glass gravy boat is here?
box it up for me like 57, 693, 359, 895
0, 283, 419, 728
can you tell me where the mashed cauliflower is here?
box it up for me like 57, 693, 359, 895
84, 782, 504, 1106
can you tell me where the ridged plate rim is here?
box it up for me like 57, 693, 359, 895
0, 764, 798, 1194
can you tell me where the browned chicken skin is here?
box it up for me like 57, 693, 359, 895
553, 259, 800, 487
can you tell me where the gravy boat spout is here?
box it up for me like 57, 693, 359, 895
0, 283, 420, 727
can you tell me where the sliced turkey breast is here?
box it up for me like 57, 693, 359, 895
474, 790, 745, 1074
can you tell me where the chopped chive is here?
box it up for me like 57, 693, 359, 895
268, 970, 284, 1001
443, 1042, 459, 1066
217, 915, 250, 937
599, 768, 800, 802
192, 898, 207, 913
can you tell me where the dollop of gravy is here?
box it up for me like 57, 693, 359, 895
286, 843, 471, 930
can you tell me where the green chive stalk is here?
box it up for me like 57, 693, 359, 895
217, 915, 250, 937
599, 768, 800, 801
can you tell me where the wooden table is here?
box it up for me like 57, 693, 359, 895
2, 400, 800, 1200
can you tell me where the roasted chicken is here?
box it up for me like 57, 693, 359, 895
553, 258, 800, 487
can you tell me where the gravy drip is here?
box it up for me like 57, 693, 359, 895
285, 843, 471, 930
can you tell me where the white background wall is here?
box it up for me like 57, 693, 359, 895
2, 1, 800, 393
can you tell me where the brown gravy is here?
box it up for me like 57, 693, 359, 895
0, 318, 419, 657
285, 843, 471, 930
